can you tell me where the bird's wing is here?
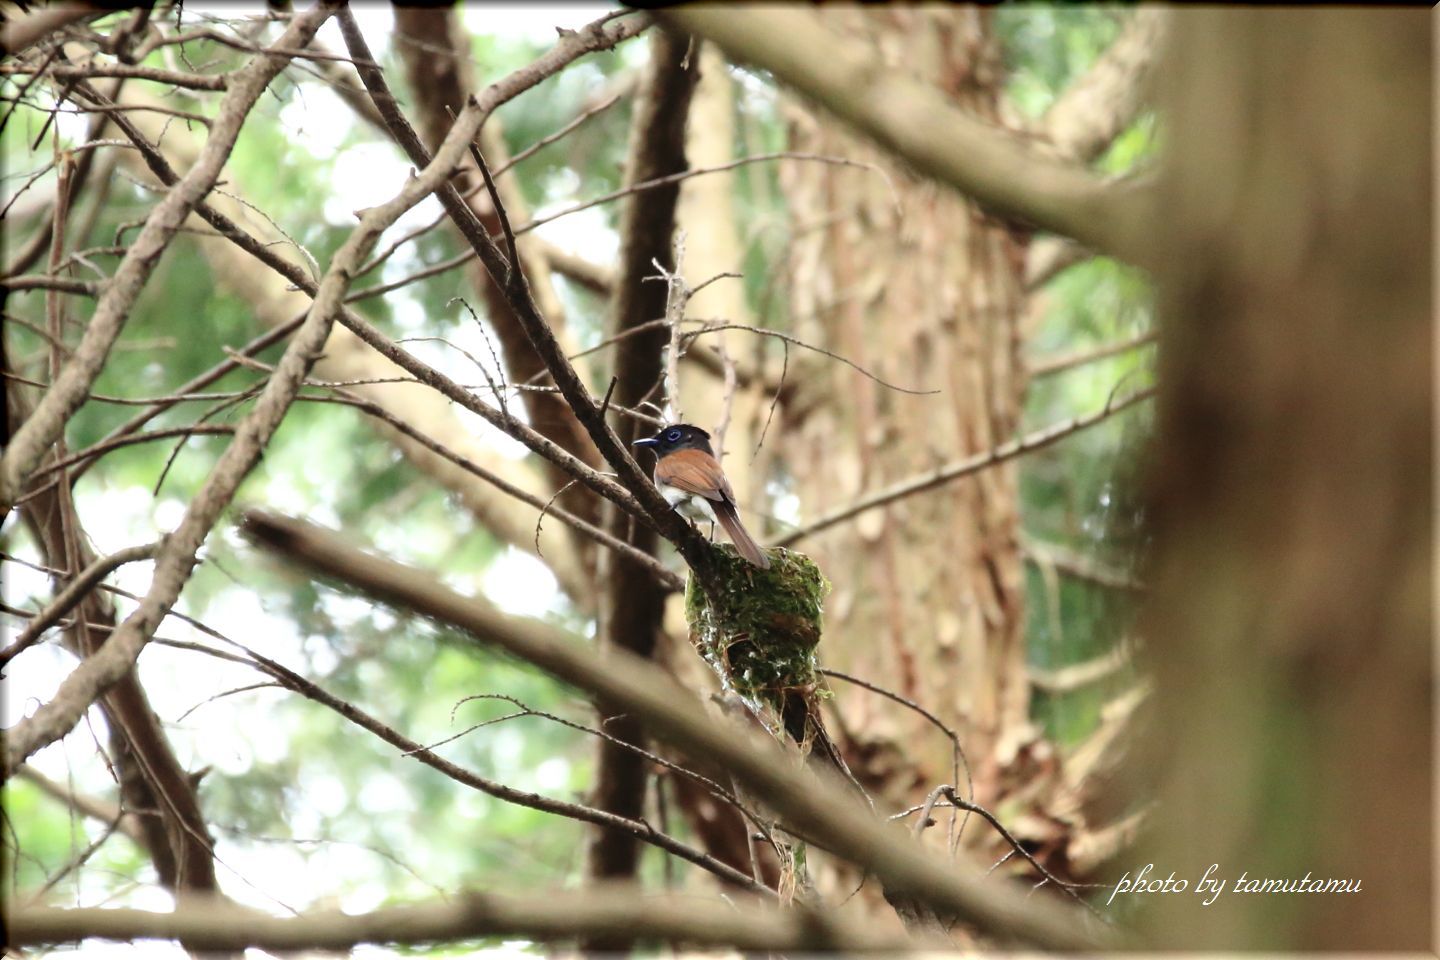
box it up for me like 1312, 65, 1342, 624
654, 448, 732, 503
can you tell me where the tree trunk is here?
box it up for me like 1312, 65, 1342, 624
780, 8, 1035, 829
584, 31, 699, 945
1140, 8, 1431, 950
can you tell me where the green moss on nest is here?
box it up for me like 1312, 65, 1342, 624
685, 544, 831, 727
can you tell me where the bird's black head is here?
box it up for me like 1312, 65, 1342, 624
632, 423, 713, 456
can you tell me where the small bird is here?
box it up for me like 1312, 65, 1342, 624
633, 423, 771, 570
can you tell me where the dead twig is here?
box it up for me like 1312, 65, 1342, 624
820, 668, 974, 848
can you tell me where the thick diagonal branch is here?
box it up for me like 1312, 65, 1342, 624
656, 6, 1149, 263
221, 624, 758, 891
0, 33, 498, 779
1037, 8, 1168, 164
0, 3, 338, 517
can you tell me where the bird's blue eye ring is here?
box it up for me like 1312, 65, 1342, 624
665, 428, 682, 443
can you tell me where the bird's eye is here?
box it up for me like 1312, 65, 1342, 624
665, 428, 682, 443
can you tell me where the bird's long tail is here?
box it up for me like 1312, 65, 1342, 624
712, 499, 771, 569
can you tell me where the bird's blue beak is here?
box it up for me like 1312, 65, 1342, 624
632, 437, 659, 449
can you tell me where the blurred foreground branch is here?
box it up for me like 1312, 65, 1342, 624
659, 6, 1150, 262
1036, 8, 1168, 163
8, 886, 924, 953
240, 510, 1109, 950
0, 3, 101, 59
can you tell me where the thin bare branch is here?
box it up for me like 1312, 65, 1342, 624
0, 61, 228, 91
24, 425, 236, 484
22, 818, 122, 904
1, 276, 100, 296
346, 152, 882, 307
1, 94, 214, 127
682, 320, 936, 396
1021, 537, 1144, 592
354, 93, 620, 280
775, 387, 1155, 547
899, 787, 1109, 915
46, 312, 307, 489
536, 239, 614, 297
1028, 331, 1156, 379
713, 337, 738, 458
182, 597, 761, 893
1026, 646, 1133, 693
301, 388, 682, 591
450, 692, 773, 848
1024, 236, 1092, 290
0, 541, 159, 667
122, 26, 381, 68
820, 668, 974, 847
513, 151, 896, 244
13, 765, 145, 846
940, 787, 1108, 919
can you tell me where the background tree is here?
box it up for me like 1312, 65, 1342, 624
1, 3, 1427, 955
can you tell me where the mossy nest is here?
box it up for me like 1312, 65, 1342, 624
684, 544, 831, 731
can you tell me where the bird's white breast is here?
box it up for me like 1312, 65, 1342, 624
659, 482, 717, 521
